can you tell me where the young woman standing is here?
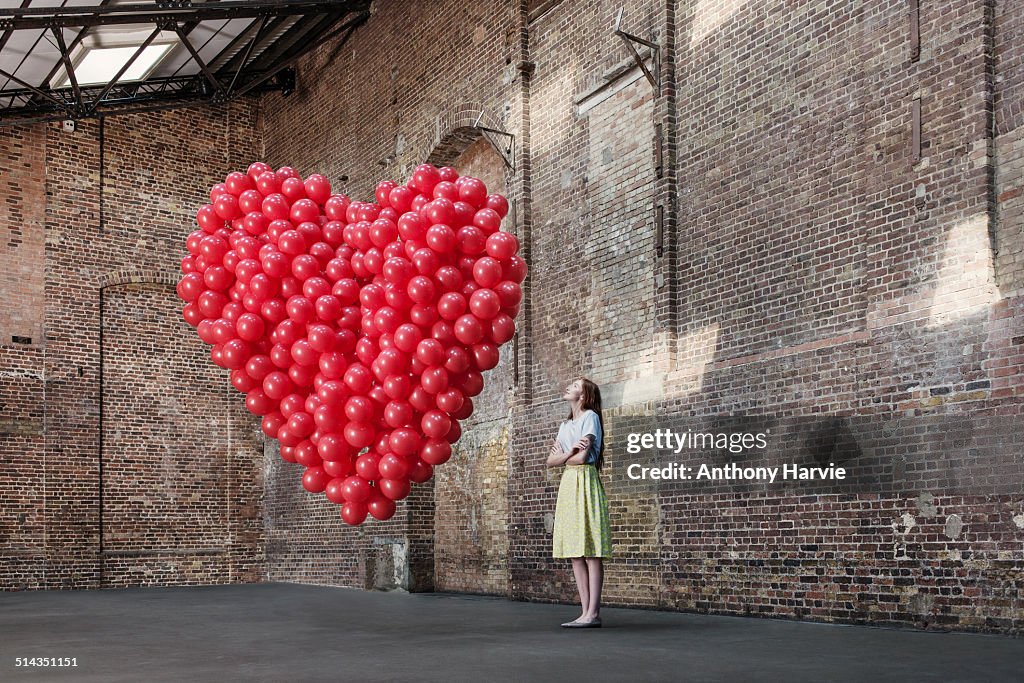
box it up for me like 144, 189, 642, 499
546, 377, 612, 628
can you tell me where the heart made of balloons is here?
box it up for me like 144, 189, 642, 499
176, 162, 524, 525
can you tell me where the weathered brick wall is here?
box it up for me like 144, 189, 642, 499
510, 0, 1024, 635
435, 138, 512, 594
996, 0, 1024, 294
255, 0, 1023, 634
0, 103, 265, 590
0, 125, 45, 348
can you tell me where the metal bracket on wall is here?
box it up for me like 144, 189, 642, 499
613, 7, 660, 92
472, 110, 515, 171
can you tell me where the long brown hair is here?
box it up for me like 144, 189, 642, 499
567, 377, 605, 471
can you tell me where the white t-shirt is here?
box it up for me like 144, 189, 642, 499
555, 409, 602, 465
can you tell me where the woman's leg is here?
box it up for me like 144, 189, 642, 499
571, 557, 590, 619
584, 557, 603, 619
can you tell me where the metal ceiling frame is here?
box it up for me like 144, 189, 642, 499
0, 0, 372, 127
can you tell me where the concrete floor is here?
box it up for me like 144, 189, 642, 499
1, 583, 1022, 682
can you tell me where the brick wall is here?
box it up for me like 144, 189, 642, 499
1, 103, 265, 590
0, 124, 45, 347
254, 0, 1024, 634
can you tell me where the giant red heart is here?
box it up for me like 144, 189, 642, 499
176, 163, 524, 525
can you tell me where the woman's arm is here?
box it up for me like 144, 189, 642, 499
564, 435, 593, 465
546, 439, 582, 467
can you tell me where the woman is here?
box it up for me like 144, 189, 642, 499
546, 377, 612, 628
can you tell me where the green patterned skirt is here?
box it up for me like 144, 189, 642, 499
552, 464, 613, 558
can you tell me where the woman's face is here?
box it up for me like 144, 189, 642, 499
563, 379, 583, 402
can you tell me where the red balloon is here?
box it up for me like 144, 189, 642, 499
325, 194, 350, 220
262, 412, 286, 438
287, 411, 315, 438
453, 314, 485, 345
389, 427, 422, 457
425, 198, 456, 225
451, 395, 474, 420
484, 194, 510, 217
344, 395, 375, 424
231, 368, 256, 393
473, 208, 502, 234
225, 171, 254, 195
281, 176, 307, 202
486, 231, 519, 259
214, 193, 242, 220
436, 387, 464, 413
256, 171, 283, 196
408, 459, 433, 483
457, 226, 487, 255
407, 275, 437, 305
177, 272, 206, 302
432, 181, 458, 201
383, 374, 412, 399
489, 313, 516, 344
222, 339, 251, 369
415, 338, 446, 366
408, 386, 434, 413
325, 477, 347, 504
234, 313, 264, 342
389, 186, 414, 213
459, 370, 484, 397
379, 477, 411, 501
304, 174, 332, 204
378, 453, 409, 480
437, 292, 467, 321
411, 247, 439, 275
384, 400, 414, 428
421, 366, 450, 394
435, 265, 463, 292
425, 224, 457, 253
342, 475, 374, 501
469, 289, 501, 320
315, 434, 350, 463
458, 178, 487, 206
263, 371, 293, 399
445, 419, 462, 444
493, 281, 522, 308
472, 257, 503, 288
344, 421, 375, 448
411, 164, 441, 194
341, 501, 369, 525
421, 410, 452, 440
444, 346, 471, 374
367, 493, 396, 520
302, 466, 330, 493
324, 457, 353, 478
421, 440, 452, 466
355, 452, 381, 480
182, 302, 203, 327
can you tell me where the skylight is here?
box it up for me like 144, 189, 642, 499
51, 28, 178, 90
57, 44, 173, 87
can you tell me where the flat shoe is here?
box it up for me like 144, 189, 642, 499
565, 618, 601, 628
560, 620, 580, 628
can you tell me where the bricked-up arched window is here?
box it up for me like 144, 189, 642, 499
431, 134, 513, 597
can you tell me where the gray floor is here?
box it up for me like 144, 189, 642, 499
1, 583, 1022, 682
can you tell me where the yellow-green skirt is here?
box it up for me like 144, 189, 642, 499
552, 464, 613, 558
